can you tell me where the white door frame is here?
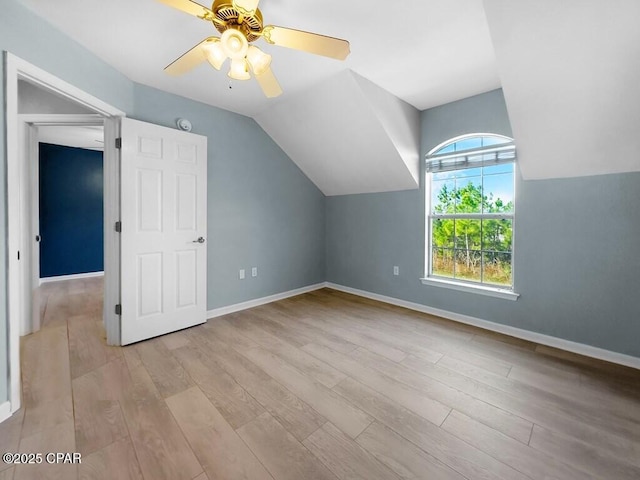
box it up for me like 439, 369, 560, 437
5, 52, 125, 415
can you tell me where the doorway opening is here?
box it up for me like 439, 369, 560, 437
38, 137, 105, 282
5, 53, 124, 415
33, 123, 106, 333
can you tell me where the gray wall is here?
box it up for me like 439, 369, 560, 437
327, 89, 640, 358
0, 0, 325, 406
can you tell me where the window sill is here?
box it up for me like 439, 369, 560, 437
420, 277, 520, 301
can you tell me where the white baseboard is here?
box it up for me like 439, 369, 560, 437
0, 402, 11, 424
40, 271, 104, 284
326, 282, 640, 371
207, 283, 326, 319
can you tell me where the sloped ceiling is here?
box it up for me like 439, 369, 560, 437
15, 0, 640, 191
483, 0, 640, 180
16, 0, 499, 117
16, 0, 499, 195
255, 70, 419, 196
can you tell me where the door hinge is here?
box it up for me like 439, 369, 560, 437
115, 221, 122, 233
115, 304, 122, 315
115, 137, 122, 149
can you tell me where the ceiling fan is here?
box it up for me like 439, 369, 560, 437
158, 0, 351, 98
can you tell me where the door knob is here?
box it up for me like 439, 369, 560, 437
193, 237, 206, 244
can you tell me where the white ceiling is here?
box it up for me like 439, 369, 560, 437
17, 0, 640, 189
17, 0, 500, 117
38, 125, 104, 151
256, 71, 420, 196
484, 0, 640, 180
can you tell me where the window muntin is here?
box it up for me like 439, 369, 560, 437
427, 134, 515, 289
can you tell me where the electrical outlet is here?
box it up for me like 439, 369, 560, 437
239, 269, 245, 280
393, 266, 399, 276
251, 267, 258, 277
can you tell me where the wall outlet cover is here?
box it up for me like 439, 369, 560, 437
239, 269, 245, 280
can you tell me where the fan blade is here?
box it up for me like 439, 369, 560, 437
233, 0, 260, 17
157, 0, 216, 21
261, 26, 350, 60
255, 67, 283, 98
164, 38, 213, 75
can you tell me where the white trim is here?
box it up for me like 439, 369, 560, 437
103, 117, 121, 346
427, 133, 514, 156
18, 113, 105, 125
6, 52, 22, 414
325, 282, 640, 371
0, 402, 11, 424
9, 56, 125, 117
207, 283, 326, 319
5, 52, 124, 414
28, 124, 40, 320
420, 277, 519, 301
40, 271, 105, 284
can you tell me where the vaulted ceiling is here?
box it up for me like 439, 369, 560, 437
255, 71, 420, 196
17, 0, 499, 117
484, 0, 640, 180
16, 0, 640, 193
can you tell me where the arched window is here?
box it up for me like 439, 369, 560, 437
424, 133, 516, 294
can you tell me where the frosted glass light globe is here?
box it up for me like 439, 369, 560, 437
221, 29, 248, 60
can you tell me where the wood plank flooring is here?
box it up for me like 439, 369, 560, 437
2, 278, 640, 479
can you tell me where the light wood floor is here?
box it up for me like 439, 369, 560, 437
2, 278, 640, 480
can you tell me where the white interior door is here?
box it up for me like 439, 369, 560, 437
120, 118, 207, 345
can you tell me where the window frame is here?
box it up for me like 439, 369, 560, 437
422, 133, 519, 300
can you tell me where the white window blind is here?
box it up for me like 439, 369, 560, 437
426, 143, 516, 173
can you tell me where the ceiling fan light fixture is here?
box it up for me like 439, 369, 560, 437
246, 45, 271, 76
228, 58, 251, 80
220, 28, 248, 60
159, 0, 351, 98
202, 39, 226, 70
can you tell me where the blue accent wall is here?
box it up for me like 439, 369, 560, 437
327, 89, 640, 358
39, 143, 104, 278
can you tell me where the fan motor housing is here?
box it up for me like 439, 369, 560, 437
212, 0, 263, 42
